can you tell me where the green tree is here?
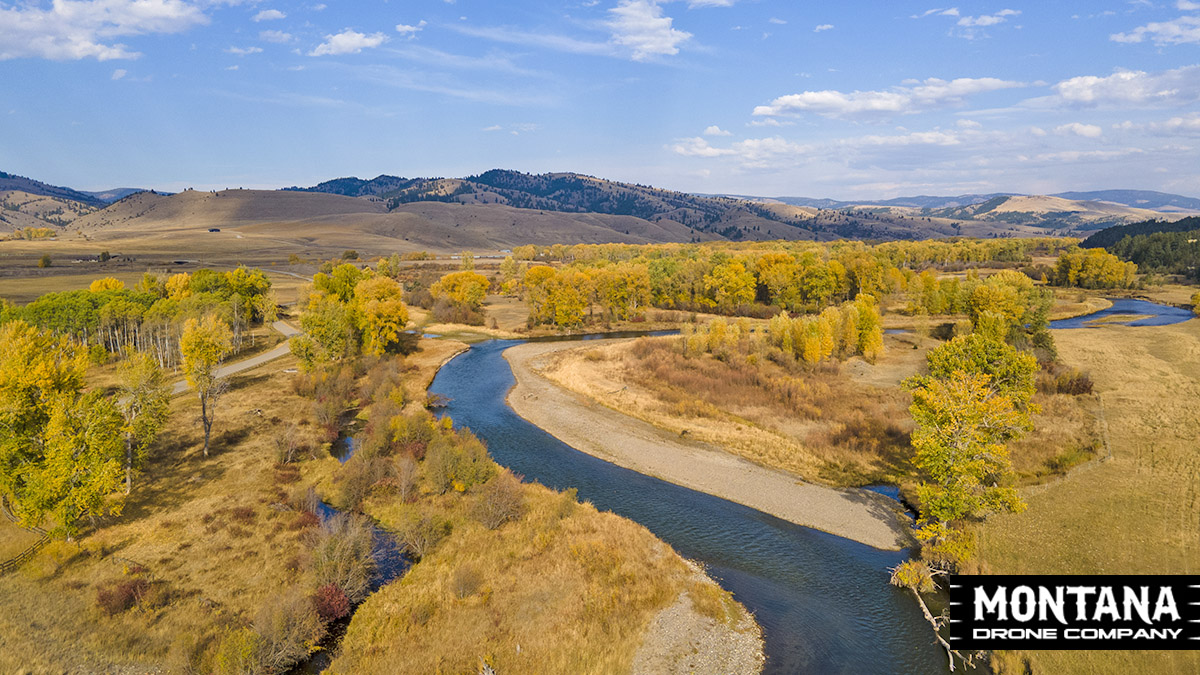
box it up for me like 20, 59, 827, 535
30, 391, 126, 537
181, 315, 232, 457
923, 333, 1038, 408
38, 253, 51, 268
116, 352, 171, 494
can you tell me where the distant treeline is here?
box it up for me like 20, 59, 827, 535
1082, 216, 1200, 279
1081, 216, 1200, 249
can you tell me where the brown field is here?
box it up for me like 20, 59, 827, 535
976, 318, 1200, 675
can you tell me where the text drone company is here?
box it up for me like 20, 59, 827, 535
950, 575, 1200, 650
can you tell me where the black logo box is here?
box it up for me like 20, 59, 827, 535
949, 575, 1200, 650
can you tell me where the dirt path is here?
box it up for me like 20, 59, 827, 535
504, 340, 912, 551
171, 320, 299, 395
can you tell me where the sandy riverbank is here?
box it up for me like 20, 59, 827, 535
503, 339, 912, 551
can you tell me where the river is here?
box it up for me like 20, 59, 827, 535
430, 337, 949, 675
1050, 298, 1194, 329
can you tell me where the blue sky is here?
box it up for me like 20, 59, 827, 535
2, 1, 1199, 199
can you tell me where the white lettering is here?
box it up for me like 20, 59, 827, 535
1065, 586, 1096, 620
1123, 586, 1151, 625
1012, 586, 1036, 622
1039, 586, 1067, 625
975, 586, 1007, 621
1153, 587, 1180, 622
1094, 586, 1120, 621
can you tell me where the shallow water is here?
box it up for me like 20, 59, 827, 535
430, 338, 950, 674
1050, 298, 1194, 329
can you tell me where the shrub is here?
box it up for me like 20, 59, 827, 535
312, 583, 351, 622
254, 591, 326, 672
396, 510, 451, 561
450, 564, 483, 599
340, 457, 393, 512
230, 506, 256, 525
308, 513, 377, 603
395, 455, 418, 503
96, 578, 150, 615
472, 471, 526, 530
423, 432, 496, 494
212, 628, 261, 675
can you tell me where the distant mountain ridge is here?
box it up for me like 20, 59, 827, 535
0, 171, 107, 208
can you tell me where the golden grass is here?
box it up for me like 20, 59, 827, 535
0, 520, 41, 560
334, 482, 750, 675
975, 319, 1200, 675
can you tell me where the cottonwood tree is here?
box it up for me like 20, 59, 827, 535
181, 315, 232, 457
893, 333, 1035, 671
0, 321, 125, 537
354, 276, 409, 356
116, 352, 171, 493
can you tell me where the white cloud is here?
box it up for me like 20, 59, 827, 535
1111, 16, 1200, 45
448, 24, 613, 56
688, 0, 736, 7
225, 64, 238, 70
1048, 65, 1200, 108
226, 45, 263, 56
957, 9, 1019, 27
482, 124, 502, 132
1178, 1, 1200, 10
0, 0, 208, 61
260, 29, 293, 43
396, 20, 427, 37
703, 125, 732, 136
252, 9, 285, 22
912, 8, 960, 19
310, 29, 388, 56
1055, 122, 1103, 138
753, 76, 1025, 119
814, 24, 834, 32
769, 17, 787, 25
957, 118, 982, 128
607, 0, 691, 60
111, 68, 127, 80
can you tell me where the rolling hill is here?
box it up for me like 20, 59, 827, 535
8, 167, 1200, 262
0, 190, 97, 231
0, 172, 107, 208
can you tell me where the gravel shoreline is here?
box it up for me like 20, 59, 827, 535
503, 339, 913, 551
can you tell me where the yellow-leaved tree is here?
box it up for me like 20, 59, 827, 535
89, 277, 125, 292
181, 315, 232, 457
430, 271, 490, 313
353, 276, 409, 356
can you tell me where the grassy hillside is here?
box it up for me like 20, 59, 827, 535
1, 190, 97, 231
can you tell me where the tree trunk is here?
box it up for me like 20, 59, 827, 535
201, 393, 211, 457
124, 436, 133, 495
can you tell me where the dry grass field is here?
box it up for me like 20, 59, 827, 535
975, 318, 1200, 675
